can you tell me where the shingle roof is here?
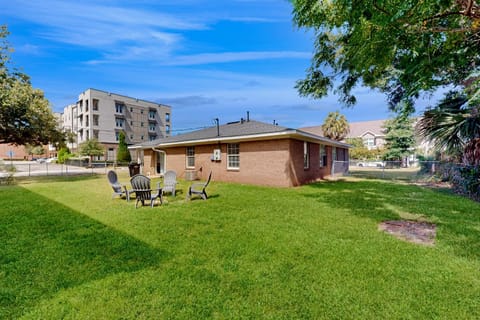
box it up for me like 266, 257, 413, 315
348, 119, 386, 138
136, 120, 292, 148
300, 119, 387, 139
132, 119, 350, 149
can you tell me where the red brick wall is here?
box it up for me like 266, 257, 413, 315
143, 139, 347, 187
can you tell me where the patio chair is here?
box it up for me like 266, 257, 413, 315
161, 170, 178, 196
107, 170, 132, 201
187, 171, 212, 200
130, 174, 163, 208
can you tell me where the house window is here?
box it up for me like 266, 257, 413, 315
93, 114, 99, 126
363, 137, 375, 148
165, 113, 170, 122
332, 147, 337, 162
115, 102, 124, 114
115, 132, 120, 141
319, 144, 327, 167
115, 118, 124, 128
186, 146, 195, 168
303, 142, 310, 169
148, 110, 156, 119
227, 143, 240, 169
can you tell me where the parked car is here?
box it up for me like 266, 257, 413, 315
46, 157, 58, 163
36, 158, 48, 163
357, 161, 384, 168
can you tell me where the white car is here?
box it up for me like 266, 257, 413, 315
357, 161, 384, 168
46, 157, 58, 163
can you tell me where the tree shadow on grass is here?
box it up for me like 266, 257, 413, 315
0, 186, 167, 319
302, 180, 480, 261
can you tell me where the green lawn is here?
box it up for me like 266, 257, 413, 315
1, 174, 479, 319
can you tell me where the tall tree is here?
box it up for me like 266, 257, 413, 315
291, 0, 480, 111
79, 139, 104, 167
116, 131, 131, 163
0, 25, 62, 146
321, 111, 349, 141
383, 111, 416, 165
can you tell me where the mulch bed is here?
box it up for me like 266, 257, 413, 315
379, 220, 436, 246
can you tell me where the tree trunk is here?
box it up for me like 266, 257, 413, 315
463, 138, 480, 165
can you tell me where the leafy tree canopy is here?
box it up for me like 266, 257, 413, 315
0, 25, 62, 146
321, 111, 350, 140
292, 0, 480, 111
79, 139, 104, 157
383, 111, 416, 161
117, 131, 132, 163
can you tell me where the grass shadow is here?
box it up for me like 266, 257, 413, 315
0, 186, 167, 319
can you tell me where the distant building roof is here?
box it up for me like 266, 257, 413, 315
301, 119, 387, 140
131, 119, 350, 149
348, 119, 386, 138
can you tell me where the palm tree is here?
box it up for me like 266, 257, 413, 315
321, 111, 350, 141
416, 91, 480, 164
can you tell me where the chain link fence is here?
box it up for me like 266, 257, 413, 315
0, 160, 131, 184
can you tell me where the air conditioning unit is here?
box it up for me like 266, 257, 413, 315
213, 149, 221, 161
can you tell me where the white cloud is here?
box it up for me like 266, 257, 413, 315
161, 51, 311, 66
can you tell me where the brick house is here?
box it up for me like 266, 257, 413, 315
130, 119, 350, 187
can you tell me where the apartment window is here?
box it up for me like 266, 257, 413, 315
149, 135, 157, 141
141, 122, 144, 127
227, 143, 240, 169
186, 146, 195, 168
85, 115, 89, 126
115, 118, 124, 128
165, 113, 170, 122
93, 130, 99, 139
148, 110, 156, 119
130, 121, 133, 126
166, 125, 170, 135
85, 100, 89, 112
93, 99, 99, 111
319, 144, 327, 167
141, 110, 144, 114
115, 102, 124, 114
93, 115, 99, 126
115, 132, 119, 141
130, 134, 134, 140
149, 124, 156, 131
130, 107, 133, 112
303, 142, 310, 169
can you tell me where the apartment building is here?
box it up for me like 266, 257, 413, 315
62, 88, 171, 161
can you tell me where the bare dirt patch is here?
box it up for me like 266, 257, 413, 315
379, 220, 436, 246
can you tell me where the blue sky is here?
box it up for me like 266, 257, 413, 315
1, 0, 438, 132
